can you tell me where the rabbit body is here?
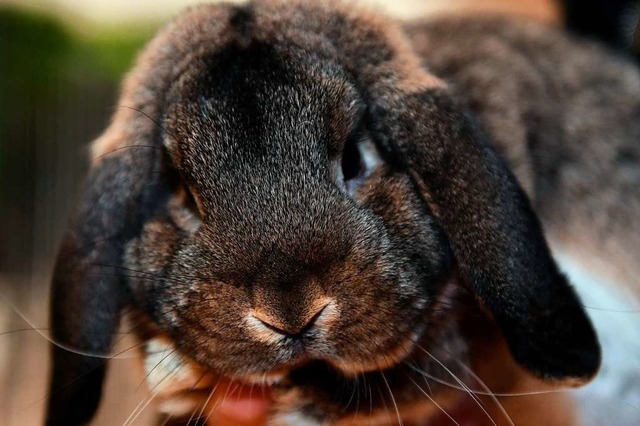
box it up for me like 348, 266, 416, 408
407, 16, 640, 292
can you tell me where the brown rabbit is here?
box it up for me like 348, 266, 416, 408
46, 0, 640, 424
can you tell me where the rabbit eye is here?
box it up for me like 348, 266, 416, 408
338, 132, 382, 195
341, 135, 364, 183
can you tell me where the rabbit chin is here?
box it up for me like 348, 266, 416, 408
140, 321, 465, 424
141, 331, 423, 404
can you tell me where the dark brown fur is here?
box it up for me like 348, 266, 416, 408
45, 1, 623, 425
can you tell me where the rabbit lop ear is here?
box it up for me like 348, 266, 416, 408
46, 5, 240, 422
46, 130, 169, 425
285, 0, 601, 384
45, 33, 178, 424
373, 88, 600, 384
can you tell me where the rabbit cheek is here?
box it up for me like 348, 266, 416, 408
325, 176, 452, 370
354, 173, 450, 278
125, 220, 182, 315
322, 260, 431, 371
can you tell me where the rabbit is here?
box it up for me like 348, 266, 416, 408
46, 0, 640, 424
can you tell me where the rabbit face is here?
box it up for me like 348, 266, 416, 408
126, 42, 452, 382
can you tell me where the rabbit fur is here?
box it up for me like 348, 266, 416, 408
47, 0, 640, 424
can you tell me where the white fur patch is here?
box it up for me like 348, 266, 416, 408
271, 411, 323, 426
245, 313, 286, 344
144, 339, 194, 392
143, 337, 206, 416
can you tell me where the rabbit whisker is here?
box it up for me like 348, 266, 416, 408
205, 372, 240, 421
202, 377, 227, 426
147, 355, 188, 395
190, 367, 213, 392
127, 353, 190, 426
420, 359, 434, 397
0, 292, 141, 359
91, 144, 164, 163
17, 337, 148, 415
137, 345, 180, 392
361, 371, 373, 420
380, 368, 403, 426
116, 104, 180, 141
349, 370, 362, 422
0, 327, 52, 336
185, 399, 201, 426
89, 262, 216, 283
456, 360, 515, 426
412, 343, 496, 426
374, 379, 391, 423
123, 384, 169, 426
404, 361, 565, 397
0, 327, 137, 337
122, 393, 155, 426
406, 374, 461, 426
193, 376, 222, 424
342, 370, 358, 415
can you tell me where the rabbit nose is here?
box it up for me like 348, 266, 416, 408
252, 303, 329, 338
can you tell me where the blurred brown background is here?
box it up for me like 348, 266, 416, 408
0, 0, 582, 425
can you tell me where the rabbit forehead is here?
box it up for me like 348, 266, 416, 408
164, 41, 361, 201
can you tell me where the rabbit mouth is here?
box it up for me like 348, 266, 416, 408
194, 376, 276, 425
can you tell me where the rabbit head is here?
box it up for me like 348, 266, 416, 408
47, 1, 600, 424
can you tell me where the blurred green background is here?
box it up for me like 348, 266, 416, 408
0, 6, 155, 277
